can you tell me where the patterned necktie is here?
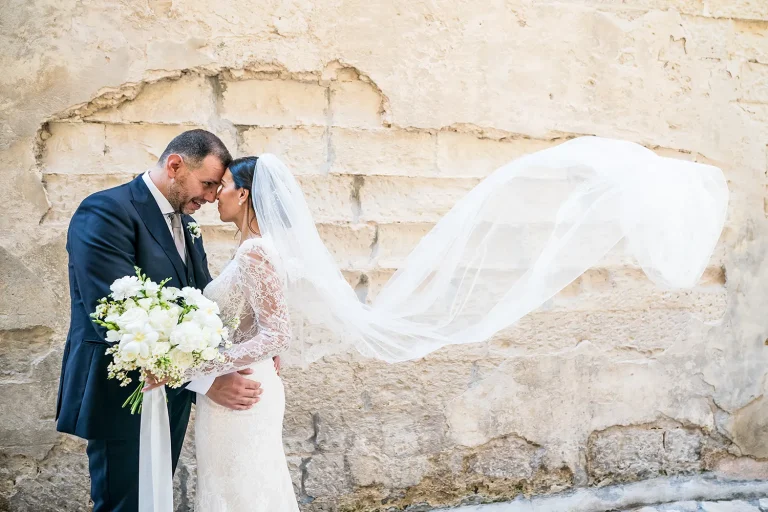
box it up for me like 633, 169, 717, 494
168, 213, 186, 262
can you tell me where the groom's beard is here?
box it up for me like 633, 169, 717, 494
168, 177, 205, 214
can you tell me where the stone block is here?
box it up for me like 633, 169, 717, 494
0, 327, 56, 379
347, 445, 429, 489
5, 439, 91, 512
739, 62, 768, 104
42, 173, 135, 223
314, 410, 350, 453
285, 455, 304, 496
437, 132, 556, 178
0, 246, 60, 330
0, 382, 59, 448
588, 427, 665, 482
240, 126, 328, 174
42, 123, 107, 175
373, 222, 432, 269
304, 454, 352, 498
330, 80, 382, 128
221, 79, 327, 126
468, 435, 541, 480
85, 74, 216, 125
358, 175, 479, 223
682, 17, 768, 65
663, 428, 703, 473
330, 128, 436, 176
282, 411, 316, 454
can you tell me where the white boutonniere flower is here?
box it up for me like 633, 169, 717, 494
187, 222, 201, 241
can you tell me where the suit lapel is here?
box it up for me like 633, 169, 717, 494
129, 177, 189, 287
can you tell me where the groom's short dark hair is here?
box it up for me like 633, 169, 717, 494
158, 129, 232, 169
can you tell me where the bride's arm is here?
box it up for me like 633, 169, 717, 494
183, 243, 291, 381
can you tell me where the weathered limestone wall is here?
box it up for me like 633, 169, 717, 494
2, 1, 768, 511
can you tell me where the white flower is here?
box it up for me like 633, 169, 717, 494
187, 222, 201, 241
137, 297, 155, 311
196, 300, 220, 317
148, 308, 178, 339
110, 276, 143, 301
153, 341, 171, 356
123, 299, 138, 311
169, 348, 194, 370
191, 309, 223, 330
119, 326, 159, 362
106, 330, 122, 343
144, 280, 160, 297
118, 308, 150, 333
179, 287, 207, 307
200, 347, 219, 361
105, 311, 121, 324
161, 287, 180, 301
170, 322, 207, 353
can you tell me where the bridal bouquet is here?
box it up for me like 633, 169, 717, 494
91, 267, 231, 413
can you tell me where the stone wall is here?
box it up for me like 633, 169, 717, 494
2, 1, 768, 511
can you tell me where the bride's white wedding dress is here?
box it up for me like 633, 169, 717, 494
193, 236, 299, 512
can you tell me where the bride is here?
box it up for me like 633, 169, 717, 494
161, 137, 728, 511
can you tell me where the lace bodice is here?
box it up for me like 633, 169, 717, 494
183, 236, 291, 381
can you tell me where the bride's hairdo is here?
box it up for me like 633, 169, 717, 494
229, 156, 291, 231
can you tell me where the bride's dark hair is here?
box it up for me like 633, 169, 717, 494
229, 156, 259, 192
228, 156, 291, 233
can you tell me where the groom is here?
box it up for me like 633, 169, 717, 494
56, 129, 263, 511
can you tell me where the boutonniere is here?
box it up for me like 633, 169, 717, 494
187, 222, 201, 241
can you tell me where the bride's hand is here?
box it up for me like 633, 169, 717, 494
142, 371, 169, 392
273, 355, 281, 376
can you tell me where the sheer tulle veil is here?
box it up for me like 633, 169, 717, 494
249, 136, 729, 365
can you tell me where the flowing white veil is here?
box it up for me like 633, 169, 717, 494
251, 136, 729, 365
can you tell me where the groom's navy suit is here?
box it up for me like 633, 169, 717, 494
56, 175, 212, 511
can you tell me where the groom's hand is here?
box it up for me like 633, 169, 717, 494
207, 369, 262, 410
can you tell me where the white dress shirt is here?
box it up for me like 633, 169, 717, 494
142, 172, 215, 396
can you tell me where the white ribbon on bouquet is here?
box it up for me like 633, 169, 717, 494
139, 387, 174, 512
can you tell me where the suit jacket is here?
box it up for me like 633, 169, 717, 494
56, 175, 213, 440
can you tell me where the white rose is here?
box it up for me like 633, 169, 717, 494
148, 308, 178, 339
110, 276, 143, 300
144, 280, 160, 297
200, 347, 219, 361
169, 348, 194, 370
123, 299, 138, 311
170, 322, 206, 353
118, 308, 150, 333
138, 297, 155, 311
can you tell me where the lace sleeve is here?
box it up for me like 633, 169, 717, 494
183, 240, 291, 381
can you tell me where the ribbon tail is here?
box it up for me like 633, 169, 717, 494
139, 387, 174, 512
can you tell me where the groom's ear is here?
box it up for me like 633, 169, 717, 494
165, 154, 184, 177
